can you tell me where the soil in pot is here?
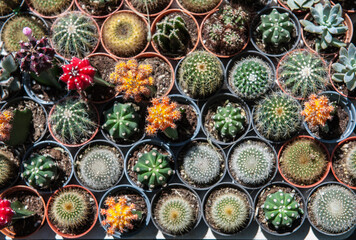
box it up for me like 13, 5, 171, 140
128, 0, 170, 14
77, 0, 122, 16
332, 141, 356, 187
231, 0, 270, 14
332, 0, 356, 11
0, 145, 21, 189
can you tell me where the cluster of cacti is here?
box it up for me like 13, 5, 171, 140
146, 96, 181, 140
103, 102, 140, 140
230, 140, 275, 186
51, 12, 99, 59
0, 151, 16, 188
101, 196, 139, 235
300, 2, 348, 52
280, 138, 328, 185
102, 12, 148, 58
257, 9, 295, 46
0, 0, 21, 17
344, 144, 356, 179
130, 0, 170, 14
2, 15, 47, 52
212, 101, 246, 139
29, 0, 71, 15
178, 51, 223, 99
229, 57, 273, 100
0, 198, 14, 229
76, 145, 122, 190
301, 94, 334, 128
48, 98, 98, 145
0, 54, 21, 101
262, 190, 304, 229
152, 15, 190, 56
309, 184, 356, 234
332, 43, 356, 91
109, 60, 154, 102
179, 0, 220, 13
286, 0, 319, 11
254, 92, 302, 141
278, 50, 328, 99
134, 149, 173, 189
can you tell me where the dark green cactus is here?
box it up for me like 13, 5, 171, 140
29, 0, 72, 16
5, 109, 33, 146
0, 54, 21, 101
178, 0, 221, 13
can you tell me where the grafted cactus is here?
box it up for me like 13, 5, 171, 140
332, 43, 356, 91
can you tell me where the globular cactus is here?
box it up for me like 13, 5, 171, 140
178, 51, 223, 99
280, 138, 328, 186
229, 57, 273, 100
51, 12, 99, 59
129, 0, 170, 14
0, 151, 16, 188
212, 101, 246, 139
29, 0, 72, 16
262, 190, 304, 229
102, 12, 148, 58
254, 92, 302, 141
0, 54, 21, 101
332, 43, 356, 91
22, 154, 58, 189
49, 98, 98, 145
0, 0, 21, 17
152, 15, 190, 56
0, 198, 14, 229
344, 145, 356, 179
178, 0, 221, 13
278, 50, 328, 99
301, 94, 334, 128
309, 184, 356, 234
286, 0, 319, 11
77, 145, 122, 190
229, 140, 275, 186
257, 9, 295, 46
134, 149, 173, 189
103, 102, 140, 140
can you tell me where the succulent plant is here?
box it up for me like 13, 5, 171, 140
0, 54, 21, 101
134, 149, 173, 189
178, 51, 223, 99
262, 190, 304, 229
29, 0, 72, 16
0, 198, 14, 229
301, 94, 334, 129
51, 12, 99, 59
300, 2, 348, 52
178, 0, 221, 13
257, 9, 295, 46
229, 57, 273, 100
344, 144, 356, 179
49, 98, 98, 145
0, 151, 16, 188
278, 49, 328, 99
102, 12, 148, 58
286, 0, 319, 11
309, 184, 356, 234
129, 0, 170, 14
230, 140, 275, 186
332, 43, 356, 91
0, 0, 21, 17
254, 92, 302, 141
76, 145, 122, 190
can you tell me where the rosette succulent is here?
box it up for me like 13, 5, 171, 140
332, 43, 356, 91
286, 0, 319, 11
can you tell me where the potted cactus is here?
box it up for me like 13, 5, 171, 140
0, 0, 24, 19
75, 0, 123, 18
74, 140, 124, 192
278, 0, 320, 13
25, 0, 74, 18
125, 0, 173, 16
176, 0, 222, 16
0, 51, 21, 104
307, 182, 356, 236
0, 144, 21, 191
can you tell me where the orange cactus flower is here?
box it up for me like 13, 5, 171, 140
0, 111, 13, 142
301, 94, 334, 127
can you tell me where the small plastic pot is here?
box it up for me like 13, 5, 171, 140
0, 0, 25, 20
99, 184, 151, 238
176, 0, 223, 17
0, 144, 22, 192
254, 181, 306, 236
125, 0, 173, 17
75, 0, 124, 18
303, 91, 356, 144
201, 182, 254, 236
0, 185, 46, 239
25, 0, 74, 19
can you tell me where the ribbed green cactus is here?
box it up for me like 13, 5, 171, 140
0, 0, 21, 17
0, 54, 21, 101
230, 140, 275, 186
332, 43, 356, 91
254, 92, 302, 141
278, 49, 328, 99
130, 0, 170, 14
178, 0, 220, 13
262, 190, 304, 230
51, 12, 99, 59
178, 51, 223, 99
29, 0, 72, 16
229, 57, 273, 100
5, 109, 33, 146
286, 0, 319, 11
22, 154, 58, 189
102, 102, 140, 141
134, 149, 173, 189
344, 144, 356, 179
0, 151, 16, 188
310, 184, 356, 234
49, 98, 98, 145
257, 9, 295, 46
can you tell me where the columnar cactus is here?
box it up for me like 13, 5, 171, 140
286, 0, 319, 11
301, 94, 334, 128
0, 152, 16, 188
29, 0, 72, 16
178, 0, 221, 13
262, 190, 304, 229
0, 54, 21, 101
309, 184, 356, 234
178, 51, 223, 99
332, 43, 356, 91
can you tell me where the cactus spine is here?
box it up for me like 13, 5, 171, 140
345, 145, 356, 179
129, 0, 170, 14
29, 0, 72, 16
178, 0, 221, 13
0, 151, 16, 188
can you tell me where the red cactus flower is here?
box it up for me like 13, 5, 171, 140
60, 57, 96, 91
0, 198, 14, 230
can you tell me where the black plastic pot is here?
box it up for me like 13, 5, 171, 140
0, 0, 25, 20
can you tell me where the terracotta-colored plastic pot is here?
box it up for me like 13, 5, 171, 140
46, 184, 98, 239
25, 0, 75, 19
176, 0, 223, 17
331, 1, 356, 14
0, 185, 46, 239
199, 8, 250, 58
125, 0, 173, 17
330, 137, 356, 190
75, 0, 124, 18
278, 135, 331, 189
47, 96, 100, 148
151, 9, 200, 60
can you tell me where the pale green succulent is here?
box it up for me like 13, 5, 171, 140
332, 43, 356, 91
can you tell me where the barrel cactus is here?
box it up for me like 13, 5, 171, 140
286, 0, 319, 11
28, 0, 72, 16
0, 54, 21, 101
0, 151, 16, 189
178, 0, 221, 13
332, 43, 356, 91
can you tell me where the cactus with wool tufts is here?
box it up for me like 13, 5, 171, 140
178, 0, 221, 13
77, 145, 122, 190
51, 12, 99, 59
0, 151, 16, 188
229, 57, 273, 100
212, 101, 246, 139
0, 0, 21, 17
178, 51, 223, 99
29, 0, 72, 16
134, 149, 173, 189
257, 9, 295, 46
310, 184, 356, 234
332, 43, 356, 91
129, 0, 170, 14
254, 92, 302, 141
301, 94, 334, 129
286, 0, 319, 11
278, 50, 328, 99
0, 54, 21, 101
